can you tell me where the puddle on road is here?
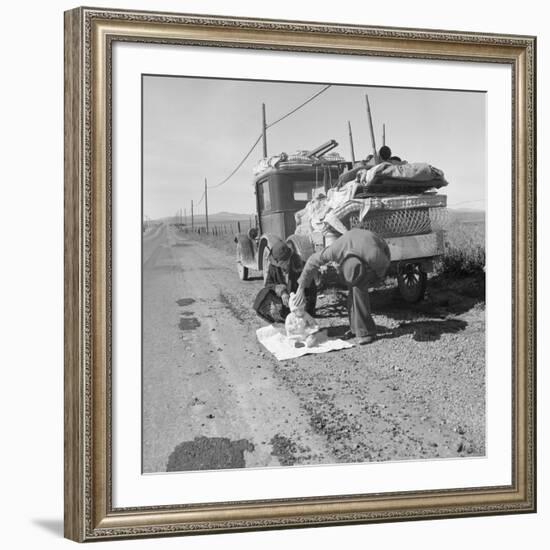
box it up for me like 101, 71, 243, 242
178, 317, 201, 331
166, 436, 254, 471
176, 298, 195, 307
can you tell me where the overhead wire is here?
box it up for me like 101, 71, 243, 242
195, 189, 206, 206
206, 84, 332, 191
206, 135, 263, 190
265, 84, 332, 130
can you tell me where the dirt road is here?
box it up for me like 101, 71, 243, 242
142, 223, 485, 473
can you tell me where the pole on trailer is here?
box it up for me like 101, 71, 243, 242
347, 120, 356, 163
204, 178, 209, 234
191, 200, 194, 230
365, 94, 377, 162
262, 103, 268, 158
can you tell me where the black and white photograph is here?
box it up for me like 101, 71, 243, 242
141, 76, 487, 474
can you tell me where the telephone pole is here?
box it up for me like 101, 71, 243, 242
204, 178, 209, 234
262, 103, 268, 158
191, 200, 194, 230
365, 94, 377, 161
347, 120, 356, 163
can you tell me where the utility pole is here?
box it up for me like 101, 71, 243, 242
191, 200, 194, 230
204, 178, 209, 234
184, 208, 187, 225
262, 103, 268, 158
365, 94, 377, 162
347, 120, 356, 163
383, 123, 386, 147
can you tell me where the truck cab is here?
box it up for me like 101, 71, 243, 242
254, 165, 342, 240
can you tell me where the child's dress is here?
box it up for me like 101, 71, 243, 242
285, 292, 320, 346
285, 310, 319, 341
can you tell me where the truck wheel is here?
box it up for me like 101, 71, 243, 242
397, 263, 427, 303
236, 243, 249, 281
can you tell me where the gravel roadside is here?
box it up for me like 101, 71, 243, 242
180, 229, 486, 465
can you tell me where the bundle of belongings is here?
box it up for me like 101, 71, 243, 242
253, 150, 345, 176
294, 161, 448, 241
356, 161, 448, 195
253, 287, 288, 324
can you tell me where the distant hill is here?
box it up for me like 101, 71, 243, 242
448, 208, 485, 224
156, 212, 255, 225
207, 212, 255, 222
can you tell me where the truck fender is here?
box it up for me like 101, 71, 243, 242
257, 233, 281, 272
286, 234, 316, 262
234, 233, 255, 266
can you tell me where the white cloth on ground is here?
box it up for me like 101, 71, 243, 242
256, 325, 353, 361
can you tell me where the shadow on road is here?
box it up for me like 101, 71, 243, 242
381, 318, 468, 342
371, 273, 484, 321
320, 273, 481, 341
327, 318, 467, 342
314, 298, 348, 319
246, 275, 264, 281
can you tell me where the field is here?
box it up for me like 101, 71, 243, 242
177, 215, 487, 282
439, 215, 486, 277
177, 224, 243, 255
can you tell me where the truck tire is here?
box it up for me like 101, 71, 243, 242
236, 243, 249, 281
397, 263, 427, 303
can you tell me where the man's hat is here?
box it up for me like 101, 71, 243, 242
341, 255, 367, 286
270, 240, 292, 263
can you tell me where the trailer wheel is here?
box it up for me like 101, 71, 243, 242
397, 263, 427, 303
236, 243, 249, 281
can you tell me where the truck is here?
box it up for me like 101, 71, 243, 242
234, 117, 448, 302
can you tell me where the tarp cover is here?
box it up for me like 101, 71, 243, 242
359, 162, 448, 187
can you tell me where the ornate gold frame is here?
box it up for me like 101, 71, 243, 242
64, 6, 536, 542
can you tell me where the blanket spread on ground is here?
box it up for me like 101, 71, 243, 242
256, 325, 353, 361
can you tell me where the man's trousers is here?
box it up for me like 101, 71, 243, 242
346, 284, 376, 337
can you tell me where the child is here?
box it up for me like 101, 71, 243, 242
285, 293, 326, 347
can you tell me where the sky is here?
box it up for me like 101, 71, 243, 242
143, 75, 486, 220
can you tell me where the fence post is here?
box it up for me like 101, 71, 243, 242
237, 221, 241, 233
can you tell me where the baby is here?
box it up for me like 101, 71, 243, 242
285, 293, 326, 347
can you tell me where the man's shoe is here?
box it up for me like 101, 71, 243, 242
342, 330, 355, 340
356, 335, 376, 345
